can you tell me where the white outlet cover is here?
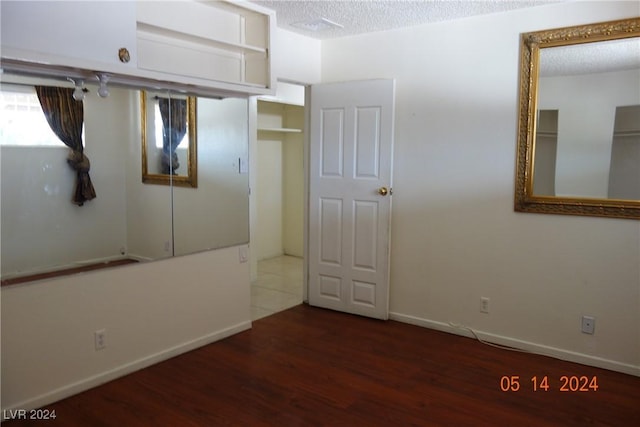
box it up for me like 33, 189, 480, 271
581, 316, 595, 334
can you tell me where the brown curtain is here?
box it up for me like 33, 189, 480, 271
35, 86, 96, 206
158, 97, 188, 174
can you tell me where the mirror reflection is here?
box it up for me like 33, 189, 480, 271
515, 18, 640, 219
141, 91, 198, 188
535, 40, 640, 200
173, 95, 250, 257
0, 74, 249, 284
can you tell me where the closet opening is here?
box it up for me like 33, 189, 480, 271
250, 82, 306, 320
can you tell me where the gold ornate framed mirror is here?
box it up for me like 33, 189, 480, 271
515, 18, 640, 219
141, 91, 198, 188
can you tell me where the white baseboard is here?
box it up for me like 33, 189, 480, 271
3, 321, 252, 413
389, 312, 640, 377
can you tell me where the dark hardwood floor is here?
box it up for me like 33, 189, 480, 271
4, 304, 639, 426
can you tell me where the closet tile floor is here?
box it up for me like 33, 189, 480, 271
251, 255, 303, 321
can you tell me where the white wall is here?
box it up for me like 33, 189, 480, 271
282, 113, 305, 257
255, 132, 283, 259
272, 27, 321, 84
321, 1, 639, 374
1, 246, 250, 411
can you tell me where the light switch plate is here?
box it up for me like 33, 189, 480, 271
239, 247, 248, 263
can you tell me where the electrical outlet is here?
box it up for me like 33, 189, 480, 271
581, 316, 595, 335
95, 329, 106, 350
480, 297, 490, 314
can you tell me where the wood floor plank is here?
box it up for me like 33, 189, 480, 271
3, 304, 639, 426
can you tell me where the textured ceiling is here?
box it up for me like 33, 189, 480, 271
540, 38, 640, 77
250, 0, 560, 39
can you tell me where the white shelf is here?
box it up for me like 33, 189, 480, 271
258, 127, 303, 134
137, 23, 267, 55
257, 97, 304, 107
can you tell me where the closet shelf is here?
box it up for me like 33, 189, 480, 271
257, 97, 304, 107
137, 23, 268, 56
258, 127, 303, 133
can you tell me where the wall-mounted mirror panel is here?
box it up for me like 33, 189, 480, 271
0, 73, 249, 284
515, 18, 640, 219
173, 96, 249, 257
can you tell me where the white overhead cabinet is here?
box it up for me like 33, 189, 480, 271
0, 1, 138, 70
0, 1, 275, 97
136, 1, 270, 89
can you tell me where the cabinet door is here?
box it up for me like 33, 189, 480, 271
1, 1, 136, 68
136, 0, 272, 88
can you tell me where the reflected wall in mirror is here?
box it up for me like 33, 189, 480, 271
1, 74, 250, 285
173, 96, 250, 257
141, 91, 198, 188
515, 18, 640, 219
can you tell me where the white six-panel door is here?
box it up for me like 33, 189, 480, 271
308, 79, 395, 320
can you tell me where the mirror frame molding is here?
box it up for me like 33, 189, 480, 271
515, 17, 640, 220
141, 91, 198, 188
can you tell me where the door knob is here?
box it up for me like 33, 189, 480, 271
378, 186, 389, 196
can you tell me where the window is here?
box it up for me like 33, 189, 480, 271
0, 84, 65, 147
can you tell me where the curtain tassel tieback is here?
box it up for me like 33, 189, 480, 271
67, 151, 96, 205
67, 151, 91, 172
